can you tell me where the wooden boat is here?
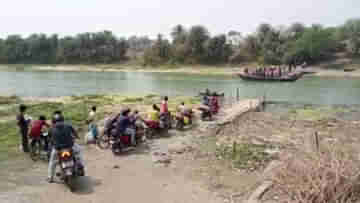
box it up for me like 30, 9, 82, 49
237, 72, 304, 82
344, 68, 356, 72
301, 70, 317, 75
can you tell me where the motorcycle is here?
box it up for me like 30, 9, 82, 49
111, 122, 147, 155
159, 112, 172, 129
198, 106, 213, 121
174, 110, 193, 130
144, 115, 170, 139
30, 131, 51, 162
58, 148, 84, 192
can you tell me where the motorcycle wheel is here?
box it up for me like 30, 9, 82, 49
97, 134, 110, 149
175, 119, 184, 130
30, 140, 41, 161
111, 142, 122, 155
145, 128, 155, 139
64, 176, 76, 192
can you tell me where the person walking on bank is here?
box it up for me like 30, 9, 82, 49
86, 106, 98, 141
16, 104, 30, 152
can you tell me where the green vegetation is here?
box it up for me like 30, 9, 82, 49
289, 106, 350, 121
0, 18, 358, 67
0, 31, 128, 64
0, 96, 20, 105
0, 94, 200, 160
0, 122, 20, 160
216, 143, 275, 171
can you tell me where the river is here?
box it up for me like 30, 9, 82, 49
1, 70, 360, 106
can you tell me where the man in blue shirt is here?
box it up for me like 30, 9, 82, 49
115, 108, 136, 146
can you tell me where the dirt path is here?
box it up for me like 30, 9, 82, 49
0, 99, 262, 203
0, 130, 224, 203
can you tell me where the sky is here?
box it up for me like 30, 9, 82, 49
0, 0, 359, 39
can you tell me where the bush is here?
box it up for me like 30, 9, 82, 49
270, 147, 360, 203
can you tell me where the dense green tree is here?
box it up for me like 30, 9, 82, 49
204, 34, 231, 64
287, 27, 337, 64
186, 25, 210, 62
242, 35, 261, 59
227, 31, 242, 47
342, 19, 360, 55
143, 34, 172, 66
171, 25, 187, 44
0, 18, 358, 66
288, 22, 306, 40
4, 35, 27, 63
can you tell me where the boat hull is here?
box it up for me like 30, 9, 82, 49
237, 73, 303, 82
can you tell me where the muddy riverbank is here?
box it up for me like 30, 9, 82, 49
1, 94, 360, 202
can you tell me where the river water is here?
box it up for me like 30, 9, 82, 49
1, 70, 360, 106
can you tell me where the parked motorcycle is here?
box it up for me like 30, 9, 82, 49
174, 110, 193, 130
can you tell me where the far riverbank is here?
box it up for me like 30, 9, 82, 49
1, 64, 360, 77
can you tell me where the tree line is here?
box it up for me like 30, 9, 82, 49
0, 18, 359, 66
0, 31, 129, 64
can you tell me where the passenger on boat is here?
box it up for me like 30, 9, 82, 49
264, 67, 270, 77
301, 61, 307, 69
279, 67, 282, 77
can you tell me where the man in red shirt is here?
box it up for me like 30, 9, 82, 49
29, 115, 50, 151
160, 96, 171, 129
160, 96, 169, 113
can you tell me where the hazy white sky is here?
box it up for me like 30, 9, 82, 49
0, 0, 359, 39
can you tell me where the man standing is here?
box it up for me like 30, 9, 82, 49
16, 104, 30, 152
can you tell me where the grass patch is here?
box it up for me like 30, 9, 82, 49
289, 106, 350, 121
121, 96, 144, 103
0, 106, 18, 118
144, 93, 159, 99
0, 93, 201, 161
216, 143, 275, 171
71, 94, 115, 106
0, 121, 22, 161
0, 101, 109, 160
0, 96, 20, 105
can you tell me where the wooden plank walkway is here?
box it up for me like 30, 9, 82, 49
218, 99, 261, 125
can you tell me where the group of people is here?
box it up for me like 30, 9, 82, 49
16, 105, 85, 183
244, 62, 308, 78
201, 89, 220, 114
16, 94, 218, 183
103, 96, 194, 147
245, 66, 285, 78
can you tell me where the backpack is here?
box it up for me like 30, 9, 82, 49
104, 113, 120, 133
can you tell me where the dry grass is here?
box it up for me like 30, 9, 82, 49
270, 146, 360, 203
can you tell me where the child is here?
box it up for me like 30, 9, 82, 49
86, 106, 98, 143
88, 106, 97, 124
